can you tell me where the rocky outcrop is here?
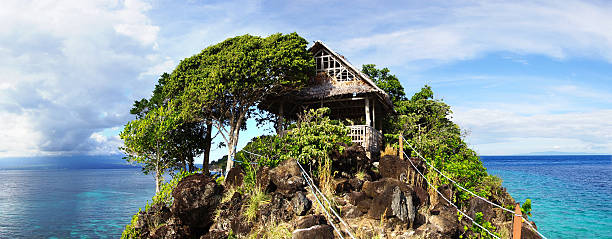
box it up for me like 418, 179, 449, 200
128, 148, 542, 239
171, 174, 224, 235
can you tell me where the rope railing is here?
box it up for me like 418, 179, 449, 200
403, 150, 501, 239
296, 159, 356, 239
241, 149, 355, 239
400, 135, 549, 239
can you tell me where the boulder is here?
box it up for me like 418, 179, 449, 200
332, 178, 352, 194
171, 174, 223, 235
135, 202, 171, 232
368, 185, 415, 224
362, 178, 412, 198
295, 214, 327, 229
270, 160, 305, 196
379, 155, 410, 181
224, 166, 244, 188
347, 191, 367, 206
348, 178, 364, 191
291, 191, 312, 216
292, 224, 334, 239
330, 143, 370, 174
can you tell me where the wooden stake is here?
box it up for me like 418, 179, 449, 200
399, 134, 403, 160
512, 203, 522, 239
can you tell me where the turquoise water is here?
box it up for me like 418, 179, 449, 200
0, 169, 155, 238
0, 156, 610, 238
481, 155, 612, 239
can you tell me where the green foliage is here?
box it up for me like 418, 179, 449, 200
522, 199, 532, 218
121, 170, 199, 237
243, 187, 271, 222
152, 170, 200, 207
364, 63, 494, 205
362, 64, 407, 105
120, 212, 140, 239
165, 32, 315, 173
120, 103, 182, 192
469, 212, 500, 239
235, 108, 351, 176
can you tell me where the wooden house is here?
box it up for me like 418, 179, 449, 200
261, 41, 394, 158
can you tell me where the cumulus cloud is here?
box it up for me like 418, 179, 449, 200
453, 108, 612, 155
339, 0, 612, 66
0, 0, 162, 157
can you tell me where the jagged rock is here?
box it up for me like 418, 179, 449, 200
291, 191, 312, 216
224, 166, 244, 188
332, 178, 352, 194
171, 174, 223, 235
368, 185, 415, 225
258, 192, 293, 223
330, 143, 370, 174
391, 186, 415, 223
292, 224, 334, 239
135, 202, 171, 232
295, 214, 327, 229
348, 177, 365, 191
270, 160, 305, 195
425, 202, 461, 237
256, 166, 276, 193
362, 178, 412, 198
379, 155, 410, 181
342, 205, 364, 218
357, 198, 372, 213
150, 222, 191, 239
347, 191, 367, 206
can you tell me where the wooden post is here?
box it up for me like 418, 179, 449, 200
365, 98, 371, 127
512, 203, 522, 239
372, 100, 376, 129
399, 134, 403, 159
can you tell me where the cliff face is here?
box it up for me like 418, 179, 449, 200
131, 146, 542, 239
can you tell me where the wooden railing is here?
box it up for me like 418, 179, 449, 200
347, 125, 382, 155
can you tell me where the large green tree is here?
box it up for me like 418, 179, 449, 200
166, 33, 315, 173
130, 73, 209, 172
362, 64, 487, 201
120, 103, 180, 193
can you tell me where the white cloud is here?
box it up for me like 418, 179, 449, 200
339, 0, 612, 66
454, 108, 612, 155
0, 0, 162, 157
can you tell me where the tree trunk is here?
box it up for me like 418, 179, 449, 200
155, 163, 161, 193
202, 122, 212, 173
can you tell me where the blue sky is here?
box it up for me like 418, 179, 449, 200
0, 0, 610, 159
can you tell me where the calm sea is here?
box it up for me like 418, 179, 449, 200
0, 155, 610, 238
0, 169, 155, 238
481, 155, 612, 239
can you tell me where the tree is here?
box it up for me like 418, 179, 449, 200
120, 104, 180, 193
167, 33, 315, 173
363, 64, 488, 202
130, 73, 210, 172
362, 64, 407, 106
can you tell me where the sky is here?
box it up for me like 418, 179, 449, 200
0, 0, 610, 160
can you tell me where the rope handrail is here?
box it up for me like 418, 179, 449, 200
401, 136, 548, 239
296, 160, 356, 239
403, 150, 501, 239
401, 136, 517, 215
242, 149, 355, 238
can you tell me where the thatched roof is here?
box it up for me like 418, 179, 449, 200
260, 41, 394, 118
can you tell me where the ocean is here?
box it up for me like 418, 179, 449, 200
481, 155, 612, 239
0, 169, 155, 238
0, 155, 610, 238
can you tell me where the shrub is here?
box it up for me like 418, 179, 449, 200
120, 211, 140, 239
521, 199, 532, 218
